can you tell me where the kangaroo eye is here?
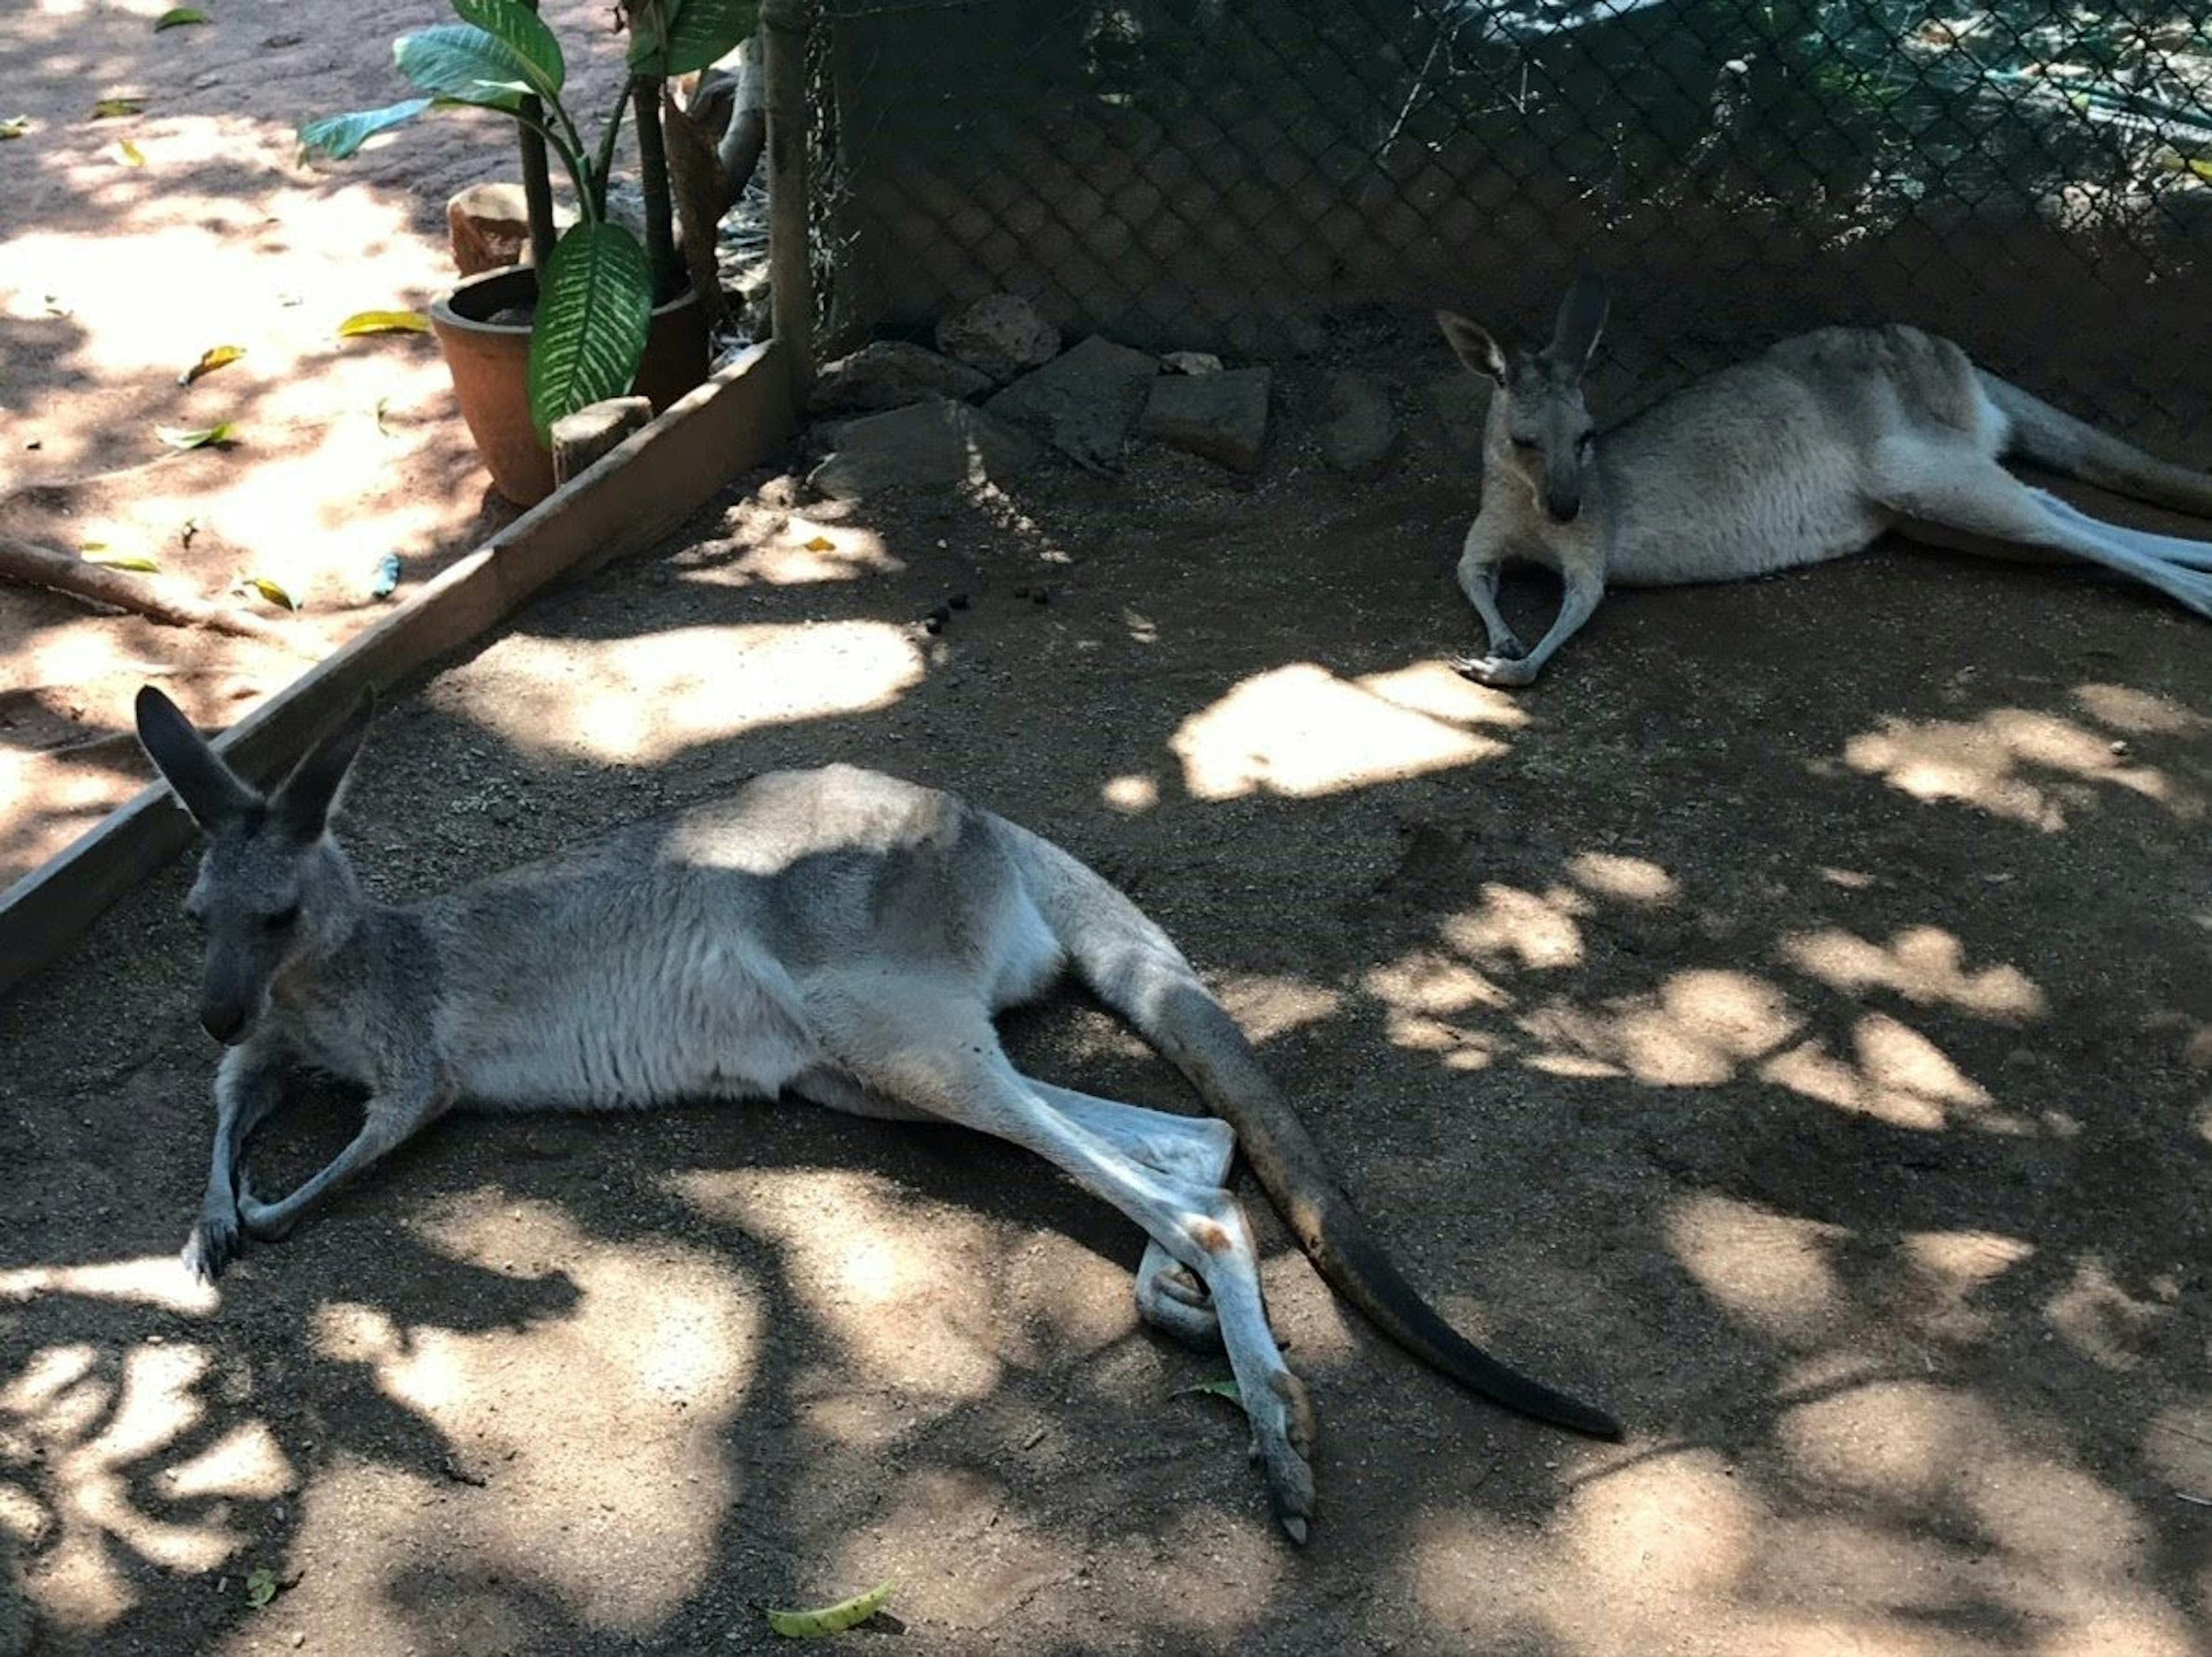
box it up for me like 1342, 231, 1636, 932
264, 905, 300, 932
1510, 436, 1537, 451
1577, 431, 1596, 452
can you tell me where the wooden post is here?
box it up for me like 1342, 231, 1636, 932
763, 0, 815, 408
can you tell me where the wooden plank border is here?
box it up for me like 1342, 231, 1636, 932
0, 338, 794, 1002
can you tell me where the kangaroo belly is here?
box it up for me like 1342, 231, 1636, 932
450, 938, 822, 1112
1607, 485, 1891, 587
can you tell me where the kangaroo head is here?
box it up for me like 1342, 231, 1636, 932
135, 686, 374, 1046
1437, 271, 1609, 525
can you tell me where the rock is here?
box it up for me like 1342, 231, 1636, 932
808, 340, 994, 415
805, 400, 1042, 499
1322, 370, 1402, 480
1139, 365, 1271, 473
936, 294, 1061, 384
551, 396, 653, 485
445, 183, 571, 276
1429, 369, 1493, 458
986, 334, 1159, 472
1161, 350, 1222, 376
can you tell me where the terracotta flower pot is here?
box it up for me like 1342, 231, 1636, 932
429, 265, 711, 507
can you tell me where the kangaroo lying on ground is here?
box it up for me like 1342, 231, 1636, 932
1435, 273, 2212, 687
135, 684, 1618, 1541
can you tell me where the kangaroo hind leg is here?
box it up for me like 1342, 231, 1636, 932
823, 984, 1317, 1541
1031, 1083, 1236, 1350
1876, 449, 2212, 620
2025, 488, 2212, 574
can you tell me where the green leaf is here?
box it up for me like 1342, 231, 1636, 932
298, 99, 433, 161
765, 1580, 895, 1639
1174, 1378, 1244, 1406
155, 7, 210, 29
244, 1567, 279, 1609
450, 0, 565, 99
248, 575, 300, 611
393, 25, 534, 112
527, 221, 652, 438
92, 96, 146, 119
0, 116, 31, 139
336, 309, 430, 338
628, 0, 757, 77
155, 421, 235, 450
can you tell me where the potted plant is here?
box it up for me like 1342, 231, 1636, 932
302, 0, 759, 505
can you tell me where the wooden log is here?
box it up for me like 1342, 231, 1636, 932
551, 396, 654, 484
0, 533, 310, 651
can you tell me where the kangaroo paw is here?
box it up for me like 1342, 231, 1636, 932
1452, 651, 1539, 688
181, 1209, 242, 1283
1245, 1369, 1319, 1545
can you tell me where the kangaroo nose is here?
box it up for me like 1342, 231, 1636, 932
1547, 494, 1581, 524
200, 1003, 249, 1045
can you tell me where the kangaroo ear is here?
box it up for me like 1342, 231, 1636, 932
135, 686, 258, 832
1546, 271, 1609, 376
270, 688, 376, 840
1437, 310, 1509, 386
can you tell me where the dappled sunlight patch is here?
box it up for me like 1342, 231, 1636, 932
1840, 707, 2189, 829
1211, 973, 1344, 1044
2044, 1258, 2172, 1370
1759, 1014, 2023, 1133
1365, 950, 1512, 1018
1565, 851, 1679, 905
1442, 884, 1586, 972
858, 1465, 1074, 1632
1100, 772, 1160, 814
1899, 1230, 2035, 1340
669, 1167, 1046, 1400
1169, 662, 1509, 799
2144, 1404, 2212, 1503
456, 623, 926, 764
310, 1199, 758, 1632
1781, 926, 2045, 1019
1667, 1195, 1844, 1339
2073, 681, 2207, 737
1781, 1379, 1991, 1503
692, 510, 902, 587
0, 1337, 281, 1632
1564, 1449, 1761, 1600
0, 1254, 218, 1316
1528, 969, 1798, 1087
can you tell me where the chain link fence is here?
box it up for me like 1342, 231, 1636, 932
798, 0, 2212, 428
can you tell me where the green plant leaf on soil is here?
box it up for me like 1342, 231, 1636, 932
247, 575, 300, 611
92, 96, 146, 119
449, 0, 566, 100
527, 219, 652, 438
178, 344, 244, 385
627, 0, 759, 77
116, 138, 145, 166
393, 25, 535, 112
336, 309, 430, 338
155, 421, 234, 450
82, 545, 162, 571
0, 117, 30, 139
155, 7, 210, 29
764, 1580, 895, 1639
244, 1568, 279, 1609
298, 98, 434, 161
1174, 1379, 1244, 1406
370, 552, 402, 598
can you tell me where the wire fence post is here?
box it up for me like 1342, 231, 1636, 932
763, 0, 816, 408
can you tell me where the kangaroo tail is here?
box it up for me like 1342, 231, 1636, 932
1981, 371, 2212, 520
999, 818, 1622, 1439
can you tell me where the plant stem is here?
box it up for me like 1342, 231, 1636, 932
515, 0, 558, 266
631, 76, 680, 303
590, 76, 636, 222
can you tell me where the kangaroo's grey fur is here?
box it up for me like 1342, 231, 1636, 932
1435, 272, 2212, 687
134, 685, 1619, 1542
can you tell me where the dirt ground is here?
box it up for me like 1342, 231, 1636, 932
2, 308, 2210, 1654
0, 0, 638, 888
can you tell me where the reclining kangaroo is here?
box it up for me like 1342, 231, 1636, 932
135, 685, 1617, 1541
1436, 273, 2212, 686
